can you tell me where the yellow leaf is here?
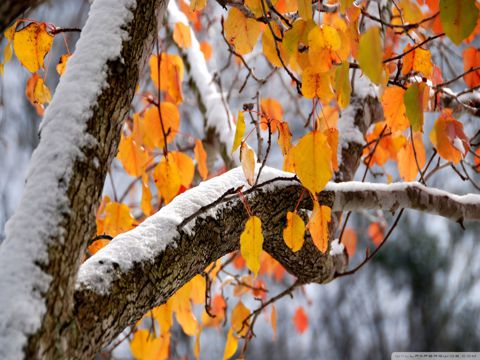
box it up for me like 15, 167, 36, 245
240, 216, 264, 277
232, 111, 246, 153
357, 26, 383, 84
104, 202, 135, 236
262, 22, 288, 68
141, 174, 153, 216
150, 53, 184, 104
335, 62, 351, 109
402, 45, 433, 77
224, 8, 263, 55
194, 139, 208, 180
173, 22, 192, 49
189, 274, 206, 305
297, 0, 312, 21
117, 134, 150, 177
308, 25, 341, 73
13, 22, 54, 73
324, 127, 339, 172
231, 301, 251, 336
397, 132, 426, 181
260, 98, 283, 132
153, 154, 182, 204
291, 130, 332, 194
176, 307, 198, 335
142, 102, 180, 150
223, 328, 238, 360
4, 21, 17, 41
301, 67, 335, 100
283, 211, 305, 252
151, 302, 173, 334
130, 330, 170, 360
240, 142, 256, 186
307, 200, 331, 253
190, 0, 207, 11
25, 73, 51, 106
56, 54, 69, 75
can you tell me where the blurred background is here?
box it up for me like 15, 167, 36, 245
1, 0, 479, 359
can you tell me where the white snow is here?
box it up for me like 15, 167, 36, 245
167, 1, 238, 163
0, 0, 136, 358
77, 166, 292, 294
329, 239, 345, 256
338, 104, 365, 152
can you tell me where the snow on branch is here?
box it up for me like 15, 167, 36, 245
167, 1, 238, 164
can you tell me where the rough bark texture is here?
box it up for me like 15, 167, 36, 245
71, 173, 480, 357
18, 0, 168, 358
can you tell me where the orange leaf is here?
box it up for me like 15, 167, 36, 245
271, 305, 277, 339
153, 152, 194, 203
130, 330, 170, 360
324, 127, 339, 172
382, 86, 409, 132
262, 22, 288, 68
342, 228, 357, 257
397, 132, 426, 181
141, 174, 153, 216
150, 53, 184, 104
194, 139, 208, 180
231, 301, 250, 336
25, 73, 51, 106
283, 211, 306, 252
401, 44, 433, 77
429, 109, 470, 164
87, 239, 110, 256
277, 122, 292, 155
240, 216, 264, 276
463, 47, 480, 88
117, 134, 150, 177
142, 102, 180, 150
307, 200, 331, 253
199, 41, 212, 61
301, 66, 335, 100
291, 130, 332, 194
173, 22, 192, 49
307, 24, 341, 73
104, 202, 135, 237
368, 222, 384, 247
151, 302, 173, 334
293, 307, 308, 334
260, 98, 283, 132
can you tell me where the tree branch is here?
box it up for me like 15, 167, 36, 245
72, 167, 480, 356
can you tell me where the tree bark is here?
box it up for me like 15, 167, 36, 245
0, 0, 45, 33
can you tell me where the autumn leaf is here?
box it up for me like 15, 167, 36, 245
262, 22, 288, 68
231, 301, 251, 338
382, 86, 409, 132
87, 239, 110, 256
142, 102, 180, 150
308, 24, 341, 73
149, 53, 184, 104
335, 61, 351, 109
117, 134, 150, 177
397, 132, 426, 182
429, 109, 470, 164
232, 111, 246, 154
463, 47, 480, 88
130, 330, 170, 360
301, 66, 335, 100
151, 302, 173, 334
56, 54, 69, 75
357, 26, 383, 84
13, 22, 54, 73
324, 127, 339, 172
440, 0, 478, 45
297, 0, 313, 21
199, 41, 212, 61
283, 211, 306, 252
271, 305, 277, 339
293, 307, 308, 334
260, 98, 283, 132
154, 151, 194, 203
277, 122, 292, 155
291, 130, 332, 194
223, 328, 238, 360
190, 0, 207, 12
403, 82, 427, 132
104, 202, 135, 237
194, 139, 208, 180
224, 8, 263, 55
240, 142, 256, 186
307, 200, 331, 253
141, 175, 153, 216
342, 228, 357, 257
25, 73, 51, 106
402, 45, 433, 77
240, 216, 264, 277
173, 22, 192, 49
368, 222, 384, 247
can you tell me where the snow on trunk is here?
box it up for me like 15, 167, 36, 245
0, 0, 136, 357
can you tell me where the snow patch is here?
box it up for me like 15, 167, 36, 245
0, 0, 136, 358
453, 137, 466, 157
329, 239, 345, 256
